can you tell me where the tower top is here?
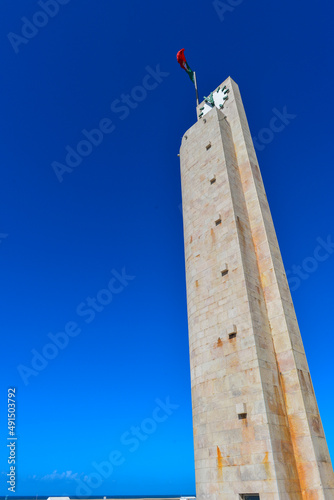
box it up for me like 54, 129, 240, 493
197, 76, 236, 120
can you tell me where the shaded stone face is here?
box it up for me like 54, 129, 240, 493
179, 77, 334, 500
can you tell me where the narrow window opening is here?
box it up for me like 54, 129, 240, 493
215, 218, 222, 226
210, 177, 216, 184
238, 413, 247, 420
221, 269, 228, 277
206, 143, 212, 150
236, 402, 246, 417
229, 332, 237, 340
240, 495, 260, 500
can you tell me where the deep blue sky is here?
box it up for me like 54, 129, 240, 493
1, 0, 334, 497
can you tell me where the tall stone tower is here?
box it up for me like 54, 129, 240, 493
179, 77, 334, 500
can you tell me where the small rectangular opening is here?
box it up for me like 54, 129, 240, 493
215, 219, 222, 226
238, 413, 247, 420
229, 332, 237, 340
206, 143, 212, 150
240, 495, 260, 500
221, 269, 228, 277
210, 177, 216, 184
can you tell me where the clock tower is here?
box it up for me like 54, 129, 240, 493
179, 77, 334, 500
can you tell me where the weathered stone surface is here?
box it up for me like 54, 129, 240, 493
179, 77, 334, 499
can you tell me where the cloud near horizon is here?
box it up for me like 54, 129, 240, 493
29, 470, 84, 481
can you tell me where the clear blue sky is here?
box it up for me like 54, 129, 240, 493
0, 0, 334, 497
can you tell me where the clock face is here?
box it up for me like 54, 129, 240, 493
198, 85, 230, 118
